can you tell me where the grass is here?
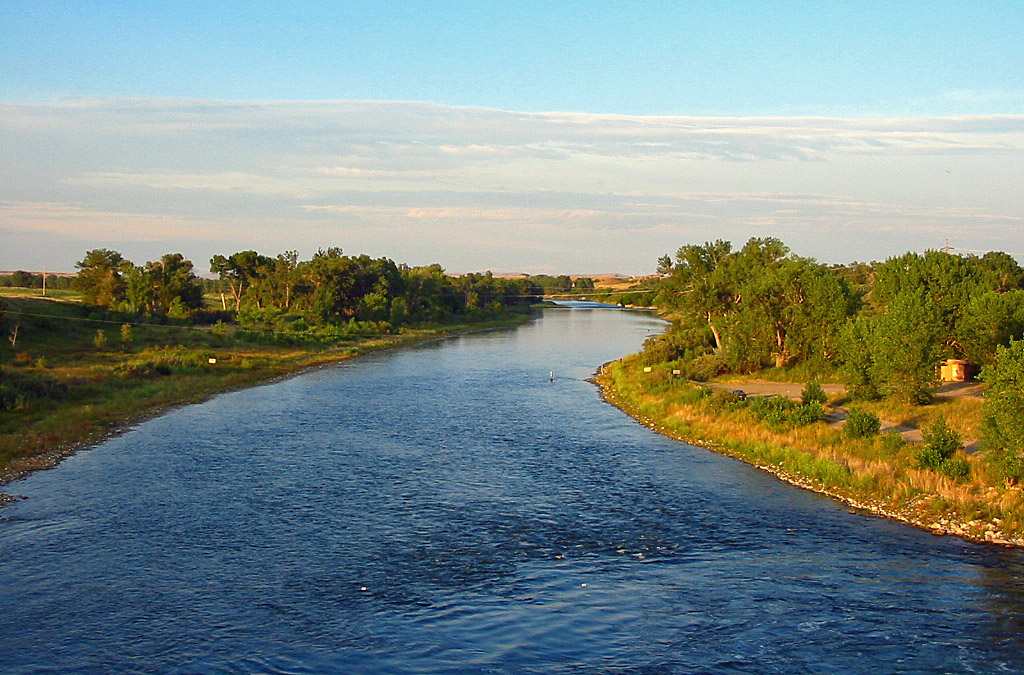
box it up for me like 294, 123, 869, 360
599, 355, 1024, 544
849, 396, 984, 441
0, 296, 533, 482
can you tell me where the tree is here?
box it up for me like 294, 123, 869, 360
210, 250, 273, 312
145, 253, 203, 316
957, 290, 1024, 366
838, 317, 881, 400
10, 271, 39, 288
75, 249, 125, 307
658, 239, 736, 353
122, 264, 155, 314
573, 277, 596, 291
977, 251, 1024, 293
656, 254, 674, 276
868, 288, 944, 403
981, 339, 1024, 482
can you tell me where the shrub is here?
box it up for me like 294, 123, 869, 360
801, 381, 827, 405
33, 357, 48, 369
790, 402, 825, 426
0, 367, 68, 411
917, 417, 963, 475
845, 408, 881, 438
93, 329, 108, 350
120, 323, 134, 350
707, 389, 745, 412
746, 396, 823, 429
114, 346, 212, 378
940, 456, 970, 481
879, 432, 906, 454
690, 353, 724, 382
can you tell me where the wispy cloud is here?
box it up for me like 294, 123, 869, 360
1, 98, 1022, 271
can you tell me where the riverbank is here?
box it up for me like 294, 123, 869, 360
1, 311, 534, 497
596, 354, 1024, 549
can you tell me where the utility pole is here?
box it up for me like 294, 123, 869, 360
41, 271, 47, 297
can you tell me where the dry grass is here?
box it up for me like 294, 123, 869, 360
600, 355, 1024, 542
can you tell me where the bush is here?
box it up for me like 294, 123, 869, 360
115, 347, 212, 378
940, 456, 970, 481
745, 396, 823, 429
790, 402, 825, 426
917, 417, 964, 478
707, 389, 746, 412
0, 367, 68, 411
690, 353, 724, 382
879, 432, 906, 453
93, 329, 108, 350
801, 381, 827, 405
845, 408, 881, 438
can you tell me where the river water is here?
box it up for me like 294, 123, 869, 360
3, 306, 1024, 672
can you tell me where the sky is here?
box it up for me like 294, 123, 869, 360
1, 1, 1023, 274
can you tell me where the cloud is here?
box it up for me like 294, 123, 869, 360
1, 98, 1022, 271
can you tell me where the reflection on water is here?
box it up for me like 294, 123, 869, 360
2, 307, 1024, 672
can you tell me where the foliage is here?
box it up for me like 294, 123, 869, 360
75, 249, 125, 307
801, 381, 827, 405
957, 290, 1024, 366
844, 408, 881, 438
981, 339, 1024, 482
656, 237, 856, 374
866, 289, 944, 404
93, 329, 108, 350
746, 395, 824, 429
917, 417, 965, 479
120, 323, 134, 349
0, 367, 68, 411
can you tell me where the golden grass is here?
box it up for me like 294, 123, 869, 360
599, 355, 1024, 544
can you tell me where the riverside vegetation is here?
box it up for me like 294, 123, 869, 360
0, 248, 540, 490
600, 238, 1024, 545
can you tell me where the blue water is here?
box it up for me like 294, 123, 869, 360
2, 307, 1024, 673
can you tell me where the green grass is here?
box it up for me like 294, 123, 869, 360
0, 297, 533, 480
0, 287, 82, 300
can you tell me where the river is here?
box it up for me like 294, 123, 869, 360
2, 305, 1024, 672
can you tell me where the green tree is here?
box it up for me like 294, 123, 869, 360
146, 253, 203, 316
838, 316, 881, 400
210, 250, 273, 312
657, 239, 736, 353
956, 290, 1024, 366
75, 249, 126, 307
656, 254, 674, 276
977, 251, 1024, 293
868, 288, 944, 403
981, 339, 1024, 482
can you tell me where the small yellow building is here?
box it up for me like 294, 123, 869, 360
939, 359, 973, 383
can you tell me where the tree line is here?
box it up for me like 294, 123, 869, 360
650, 238, 1024, 401
71, 248, 541, 331
649, 237, 1024, 480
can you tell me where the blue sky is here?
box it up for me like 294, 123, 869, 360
3, 1, 1022, 115
1, 2, 1023, 272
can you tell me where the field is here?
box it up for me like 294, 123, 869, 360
0, 296, 532, 486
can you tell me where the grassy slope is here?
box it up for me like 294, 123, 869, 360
598, 354, 1024, 547
0, 297, 532, 484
